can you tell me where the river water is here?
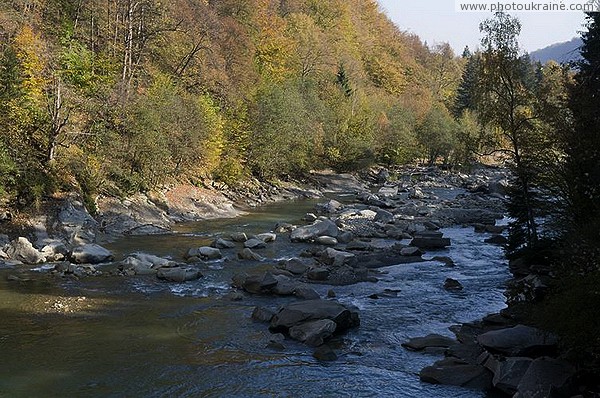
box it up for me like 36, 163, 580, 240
0, 198, 510, 398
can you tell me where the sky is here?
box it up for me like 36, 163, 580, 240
377, 0, 589, 53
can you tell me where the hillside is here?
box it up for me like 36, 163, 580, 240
0, 0, 465, 209
530, 37, 582, 65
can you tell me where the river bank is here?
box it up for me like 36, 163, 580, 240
2, 164, 567, 397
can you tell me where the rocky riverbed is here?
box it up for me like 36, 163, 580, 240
3, 165, 577, 397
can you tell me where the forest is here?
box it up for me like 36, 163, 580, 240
1, 0, 600, 383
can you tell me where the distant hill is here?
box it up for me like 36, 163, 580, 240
530, 38, 582, 65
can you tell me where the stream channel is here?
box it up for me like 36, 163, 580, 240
0, 194, 510, 398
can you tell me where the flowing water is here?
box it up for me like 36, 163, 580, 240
0, 198, 510, 398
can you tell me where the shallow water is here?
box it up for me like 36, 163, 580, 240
0, 198, 510, 398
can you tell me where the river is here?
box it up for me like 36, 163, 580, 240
0, 197, 510, 398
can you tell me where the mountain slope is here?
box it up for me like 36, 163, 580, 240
530, 37, 582, 65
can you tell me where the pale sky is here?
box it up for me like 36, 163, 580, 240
377, 0, 588, 53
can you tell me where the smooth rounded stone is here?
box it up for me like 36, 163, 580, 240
255, 233, 277, 243
294, 286, 320, 300
266, 333, 286, 350
212, 238, 236, 249
244, 238, 266, 249
477, 325, 559, 357
515, 357, 575, 398
485, 235, 508, 245
419, 358, 493, 390
337, 231, 354, 244
373, 209, 394, 224
4, 237, 46, 265
124, 252, 175, 270
230, 232, 248, 243
290, 220, 339, 242
237, 248, 266, 261
410, 237, 451, 250
289, 319, 337, 347
400, 246, 422, 257
156, 267, 202, 282
444, 278, 464, 291
402, 334, 457, 351
315, 236, 338, 246
270, 299, 360, 332
284, 258, 310, 275
315, 199, 342, 214
274, 222, 294, 233
187, 246, 222, 260
345, 240, 372, 251
377, 186, 398, 198
307, 267, 330, 281
327, 289, 336, 298
303, 213, 318, 222
313, 345, 338, 361
491, 357, 533, 395
252, 306, 276, 323
70, 243, 113, 264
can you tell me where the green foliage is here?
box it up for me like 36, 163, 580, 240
375, 105, 418, 166
416, 104, 458, 165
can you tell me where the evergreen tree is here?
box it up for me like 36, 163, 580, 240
566, 12, 600, 248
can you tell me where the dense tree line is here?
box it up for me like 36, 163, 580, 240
0, 0, 475, 209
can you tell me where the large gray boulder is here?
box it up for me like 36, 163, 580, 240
122, 252, 175, 275
491, 357, 533, 395
477, 325, 558, 356
244, 238, 266, 249
514, 357, 575, 398
70, 244, 113, 264
289, 319, 337, 347
186, 246, 222, 261
419, 358, 493, 390
270, 299, 360, 333
290, 220, 339, 242
410, 237, 451, 250
4, 237, 46, 264
157, 267, 202, 282
237, 248, 266, 261
402, 334, 457, 351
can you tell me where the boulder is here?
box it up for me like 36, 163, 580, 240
290, 220, 339, 242
212, 238, 236, 249
477, 325, 558, 357
240, 272, 278, 294
446, 343, 485, 364
409, 187, 427, 199
284, 258, 310, 275
410, 237, 451, 250
491, 357, 533, 395
402, 334, 457, 351
289, 319, 337, 347
515, 357, 575, 398
70, 244, 113, 264
303, 213, 318, 222
4, 237, 46, 265
187, 246, 222, 261
378, 186, 398, 198
374, 209, 394, 224
270, 299, 360, 332
485, 235, 508, 245
419, 358, 493, 390
271, 275, 297, 296
444, 278, 464, 291
315, 236, 338, 246
157, 267, 202, 282
237, 248, 266, 261
122, 253, 175, 275
400, 247, 421, 257
307, 267, 330, 281
322, 248, 355, 266
252, 306, 276, 323
244, 238, 266, 249
346, 241, 372, 251
256, 233, 277, 243
39, 241, 68, 262
230, 232, 248, 242
315, 200, 342, 214
294, 286, 321, 300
